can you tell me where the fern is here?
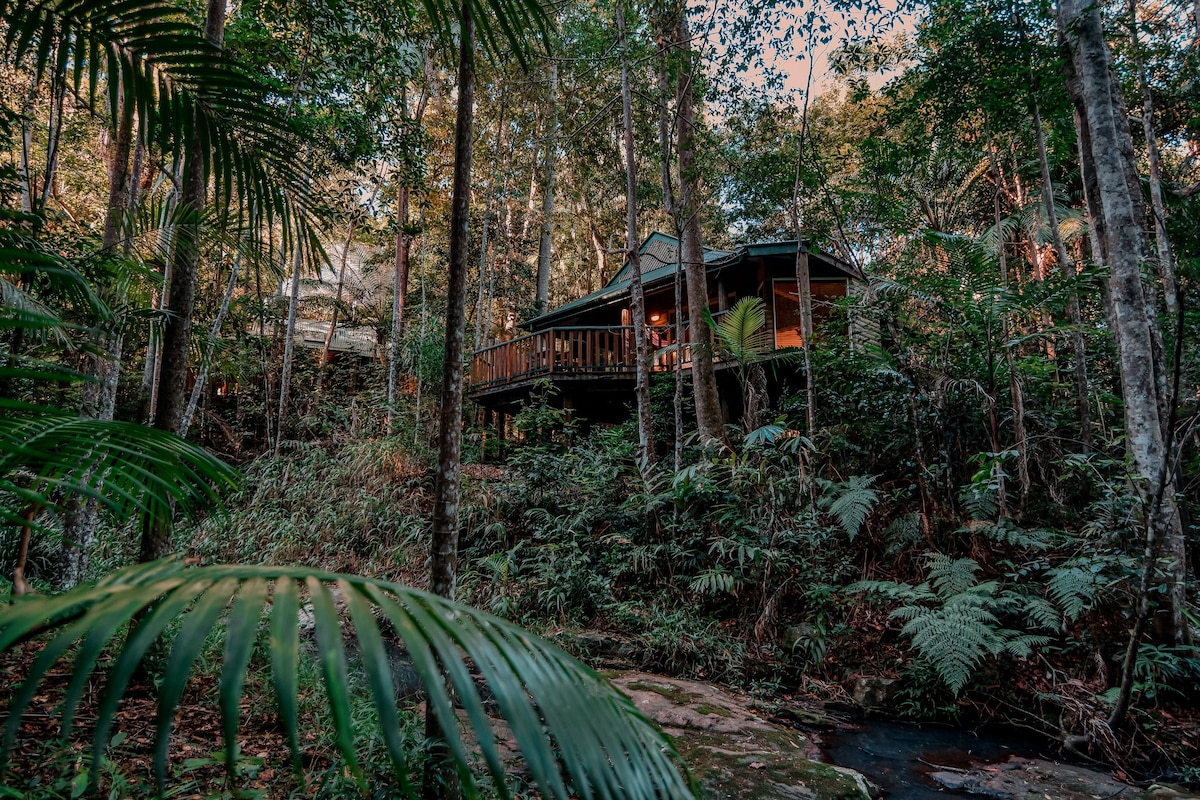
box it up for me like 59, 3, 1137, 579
967, 518, 1054, 550
1045, 565, 1101, 620
852, 554, 1051, 695
924, 553, 980, 597
819, 475, 879, 540
884, 512, 923, 555
893, 587, 1004, 694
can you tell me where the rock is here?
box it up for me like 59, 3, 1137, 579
611, 673, 875, 800
849, 676, 899, 709
928, 755, 1153, 800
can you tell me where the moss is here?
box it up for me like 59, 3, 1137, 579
673, 729, 872, 800
693, 703, 734, 718
626, 680, 697, 704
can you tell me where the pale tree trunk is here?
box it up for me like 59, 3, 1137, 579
19, 74, 35, 214
139, 0, 226, 565
424, 5, 474, 797
473, 119, 499, 348
674, 8, 723, 445
654, 17, 684, 466
275, 242, 304, 456
181, 207, 254, 438
535, 62, 558, 316
1058, 0, 1189, 730
617, 0, 656, 474
388, 185, 411, 435
1128, 0, 1179, 319
790, 59, 817, 436
984, 122, 1030, 513
58, 94, 136, 588
40, 79, 66, 212
1032, 99, 1092, 449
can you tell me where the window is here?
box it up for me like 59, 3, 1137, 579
772, 279, 847, 348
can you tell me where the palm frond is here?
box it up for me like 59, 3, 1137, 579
0, 0, 326, 257
0, 399, 241, 527
711, 297, 771, 364
0, 560, 696, 799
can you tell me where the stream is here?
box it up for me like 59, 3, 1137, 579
821, 720, 1045, 799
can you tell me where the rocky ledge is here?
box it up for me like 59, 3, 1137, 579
610, 673, 875, 800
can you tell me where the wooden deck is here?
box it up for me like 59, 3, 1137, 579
468, 325, 678, 394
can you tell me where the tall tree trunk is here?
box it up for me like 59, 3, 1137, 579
39, 78, 66, 212
984, 122, 1029, 513
424, 4, 474, 797
1032, 99, 1091, 449
674, 8, 723, 445
58, 94, 136, 588
388, 185, 411, 435
1128, 0, 1179, 319
182, 208, 254, 438
535, 62, 558, 316
139, 0, 226, 563
1058, 0, 1189, 721
617, 0, 656, 473
654, 16, 684, 466
474, 119, 499, 348
790, 59, 817, 437
275, 242, 304, 455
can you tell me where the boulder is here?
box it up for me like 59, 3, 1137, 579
611, 673, 876, 800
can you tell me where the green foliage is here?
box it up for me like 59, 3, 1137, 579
0, 559, 695, 799
851, 553, 1055, 695
818, 475, 879, 540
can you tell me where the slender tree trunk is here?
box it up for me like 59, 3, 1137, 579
181, 209, 253, 438
617, 0, 656, 473
654, 16, 684, 466
1032, 100, 1091, 449
19, 74, 36, 214
1059, 0, 1189, 705
275, 242, 304, 456
139, 0, 226, 564
1128, 0, 1179, 319
984, 122, 1029, 512
39, 78, 66, 212
474, 122, 498, 348
424, 5, 474, 797
674, 9, 723, 445
388, 185, 411, 435
535, 63, 558, 316
58, 95, 136, 588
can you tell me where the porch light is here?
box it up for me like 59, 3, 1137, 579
649, 313, 663, 323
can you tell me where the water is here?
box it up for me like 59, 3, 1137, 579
822, 720, 1041, 799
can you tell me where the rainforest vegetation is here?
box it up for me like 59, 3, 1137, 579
0, 0, 1197, 796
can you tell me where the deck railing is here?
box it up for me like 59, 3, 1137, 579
469, 325, 679, 389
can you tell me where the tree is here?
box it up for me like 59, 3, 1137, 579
617, 0, 657, 473
1057, 0, 1190, 722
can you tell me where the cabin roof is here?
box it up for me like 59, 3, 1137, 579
526, 233, 863, 331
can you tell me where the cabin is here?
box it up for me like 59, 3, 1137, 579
467, 233, 865, 424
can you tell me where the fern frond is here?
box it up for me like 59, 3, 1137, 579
819, 475, 879, 540
1045, 566, 1100, 620
924, 554, 981, 598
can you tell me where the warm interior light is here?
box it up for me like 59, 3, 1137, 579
649, 313, 663, 323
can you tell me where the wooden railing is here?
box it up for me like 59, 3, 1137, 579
469, 326, 679, 389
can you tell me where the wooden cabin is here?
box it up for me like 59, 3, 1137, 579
467, 233, 865, 423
